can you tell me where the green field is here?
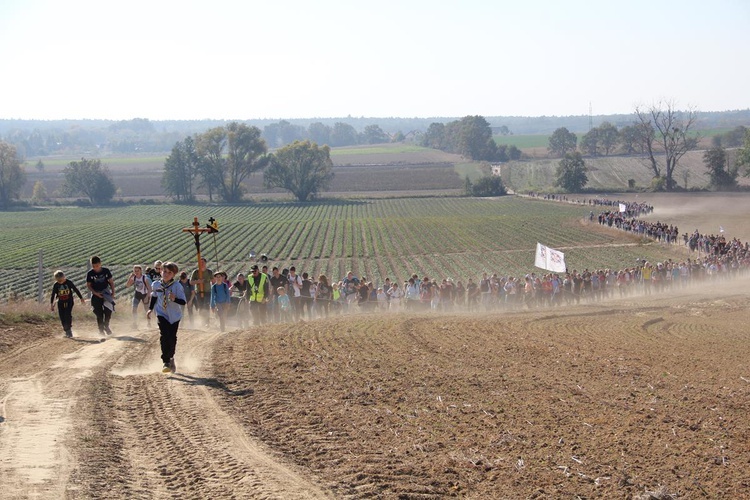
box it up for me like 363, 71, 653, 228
2, 197, 682, 299
493, 134, 549, 149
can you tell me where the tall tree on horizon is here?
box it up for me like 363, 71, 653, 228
548, 127, 577, 157
61, 158, 116, 205
0, 140, 27, 210
195, 122, 270, 203
555, 151, 588, 192
162, 136, 199, 202
635, 101, 699, 191
264, 140, 334, 202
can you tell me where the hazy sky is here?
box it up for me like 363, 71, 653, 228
1, 0, 748, 120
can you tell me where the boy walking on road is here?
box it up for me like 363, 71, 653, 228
147, 262, 187, 373
86, 255, 116, 336
50, 270, 85, 338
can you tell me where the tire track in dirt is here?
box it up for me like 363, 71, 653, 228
0, 328, 129, 499
91, 328, 332, 499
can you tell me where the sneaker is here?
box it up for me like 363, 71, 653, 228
104, 326, 113, 336
162, 363, 171, 373
65, 331, 73, 338
169, 358, 176, 373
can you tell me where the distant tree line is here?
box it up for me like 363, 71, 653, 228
546, 122, 654, 158
261, 120, 396, 148
3, 110, 750, 157
1, 118, 403, 157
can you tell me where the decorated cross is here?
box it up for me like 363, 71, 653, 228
182, 217, 220, 297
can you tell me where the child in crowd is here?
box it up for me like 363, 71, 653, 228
178, 271, 194, 327
49, 270, 85, 338
210, 271, 231, 332
146, 262, 186, 373
126, 264, 152, 329
377, 287, 387, 310
276, 286, 291, 322
86, 255, 116, 336
388, 282, 403, 311
232, 273, 249, 327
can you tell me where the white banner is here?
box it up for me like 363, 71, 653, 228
535, 242, 567, 273
619, 203, 627, 213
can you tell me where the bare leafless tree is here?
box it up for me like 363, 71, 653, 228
635, 101, 699, 191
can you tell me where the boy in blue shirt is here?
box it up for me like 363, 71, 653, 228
146, 262, 187, 373
210, 271, 231, 332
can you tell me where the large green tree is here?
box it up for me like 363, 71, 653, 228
704, 146, 738, 190
62, 158, 116, 205
263, 120, 306, 148
162, 136, 199, 202
548, 127, 577, 157
0, 141, 27, 210
264, 140, 334, 201
454, 115, 497, 161
555, 152, 588, 192
195, 122, 270, 203
420, 122, 447, 149
597, 122, 619, 155
580, 123, 619, 156
361, 124, 389, 144
579, 128, 600, 156
330, 122, 359, 147
618, 125, 641, 155
420, 116, 498, 161
308, 122, 331, 146
635, 101, 699, 191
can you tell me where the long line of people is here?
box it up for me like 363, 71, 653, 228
126, 195, 750, 329
214, 252, 748, 327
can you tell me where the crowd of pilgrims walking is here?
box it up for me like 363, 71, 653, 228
73, 195, 750, 331
171, 197, 749, 327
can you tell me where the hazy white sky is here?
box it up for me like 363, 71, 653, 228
1, 0, 748, 120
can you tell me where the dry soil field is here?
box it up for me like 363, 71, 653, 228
1, 283, 749, 498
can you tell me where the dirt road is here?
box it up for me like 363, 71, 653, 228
2, 279, 750, 498
0, 323, 330, 499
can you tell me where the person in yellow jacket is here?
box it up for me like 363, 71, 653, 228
248, 265, 270, 325
641, 262, 653, 295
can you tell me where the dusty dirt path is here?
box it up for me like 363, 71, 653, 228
0, 324, 331, 499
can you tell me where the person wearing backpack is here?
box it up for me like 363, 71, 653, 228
210, 271, 231, 332
126, 264, 152, 329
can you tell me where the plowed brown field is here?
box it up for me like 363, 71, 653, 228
2, 279, 749, 498
209, 284, 750, 498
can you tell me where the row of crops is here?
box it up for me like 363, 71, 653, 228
1, 197, 683, 300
